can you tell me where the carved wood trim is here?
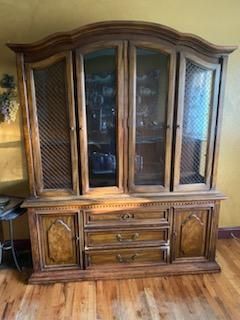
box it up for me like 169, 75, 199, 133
31, 200, 216, 212
7, 21, 237, 58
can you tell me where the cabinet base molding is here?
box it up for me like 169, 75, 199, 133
28, 261, 221, 284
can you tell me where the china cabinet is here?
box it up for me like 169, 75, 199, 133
8, 21, 237, 283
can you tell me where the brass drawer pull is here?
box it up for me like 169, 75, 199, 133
116, 253, 138, 263
120, 213, 134, 221
116, 233, 139, 242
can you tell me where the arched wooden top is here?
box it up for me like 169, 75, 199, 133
7, 21, 237, 58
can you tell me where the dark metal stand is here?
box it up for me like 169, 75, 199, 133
0, 197, 26, 272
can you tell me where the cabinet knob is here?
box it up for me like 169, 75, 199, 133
70, 127, 75, 131
120, 213, 134, 221
176, 124, 180, 129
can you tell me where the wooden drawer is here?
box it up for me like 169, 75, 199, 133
84, 208, 169, 228
85, 227, 169, 248
85, 247, 168, 268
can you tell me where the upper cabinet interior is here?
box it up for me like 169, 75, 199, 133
128, 42, 175, 193
173, 53, 221, 191
76, 42, 124, 195
8, 21, 237, 198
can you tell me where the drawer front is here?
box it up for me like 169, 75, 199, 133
84, 208, 169, 227
85, 228, 169, 248
85, 247, 168, 268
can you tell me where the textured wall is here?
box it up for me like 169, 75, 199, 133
0, 0, 239, 239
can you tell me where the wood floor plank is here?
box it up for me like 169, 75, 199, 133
0, 239, 240, 320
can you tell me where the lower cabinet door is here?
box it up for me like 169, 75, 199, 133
172, 206, 213, 262
38, 212, 81, 269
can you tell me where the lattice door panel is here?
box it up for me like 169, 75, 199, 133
33, 60, 73, 191
180, 60, 214, 185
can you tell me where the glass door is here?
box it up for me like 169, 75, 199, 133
76, 41, 124, 194
173, 52, 220, 191
128, 42, 176, 192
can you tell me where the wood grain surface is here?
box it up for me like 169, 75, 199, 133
0, 239, 239, 320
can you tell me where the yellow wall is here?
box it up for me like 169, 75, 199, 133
0, 0, 239, 238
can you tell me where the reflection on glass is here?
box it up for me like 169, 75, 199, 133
84, 49, 117, 188
134, 48, 169, 186
180, 60, 214, 185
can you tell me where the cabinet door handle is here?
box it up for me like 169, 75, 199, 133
55, 219, 71, 232
116, 253, 138, 263
116, 233, 139, 242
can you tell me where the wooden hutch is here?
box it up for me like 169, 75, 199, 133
8, 21, 237, 283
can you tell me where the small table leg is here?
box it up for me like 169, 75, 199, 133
0, 241, 3, 264
9, 220, 21, 272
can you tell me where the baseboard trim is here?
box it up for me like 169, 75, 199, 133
218, 227, 240, 239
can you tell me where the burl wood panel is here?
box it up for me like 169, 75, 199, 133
39, 213, 79, 268
173, 207, 211, 261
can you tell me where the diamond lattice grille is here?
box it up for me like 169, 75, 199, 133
180, 60, 213, 185
34, 60, 72, 190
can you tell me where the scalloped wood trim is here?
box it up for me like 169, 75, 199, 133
7, 21, 237, 57
30, 200, 216, 212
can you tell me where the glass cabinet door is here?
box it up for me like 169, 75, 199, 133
128, 42, 175, 192
26, 52, 79, 196
173, 53, 220, 191
77, 42, 124, 194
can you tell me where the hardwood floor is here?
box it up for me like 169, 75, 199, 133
0, 239, 240, 320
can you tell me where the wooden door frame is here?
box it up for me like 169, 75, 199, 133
172, 205, 214, 262
36, 209, 83, 270
128, 40, 176, 193
25, 51, 79, 197
76, 41, 125, 195
173, 51, 221, 192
